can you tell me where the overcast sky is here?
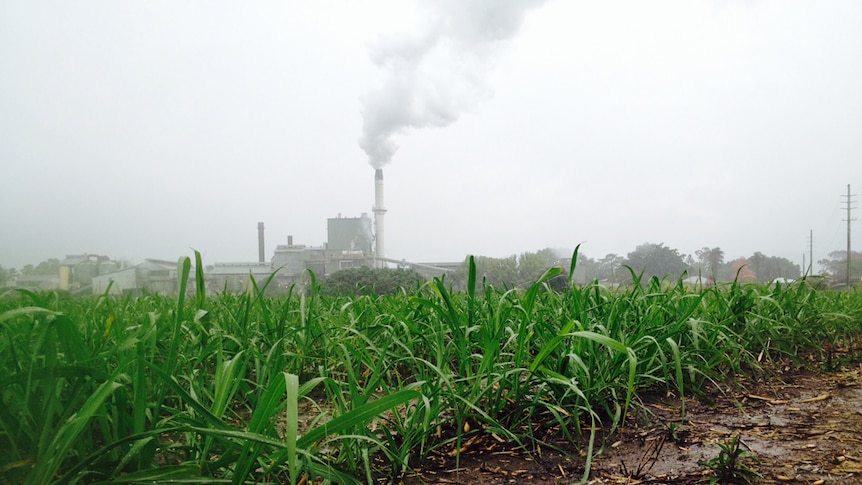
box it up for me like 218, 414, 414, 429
1, 0, 860, 271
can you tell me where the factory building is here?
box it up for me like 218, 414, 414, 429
268, 213, 374, 288
11, 254, 119, 293
92, 259, 191, 296
89, 214, 379, 295
205, 262, 273, 293
84, 169, 456, 295
325, 213, 373, 272
59, 254, 119, 291
13, 273, 60, 291
270, 236, 326, 286
87, 169, 392, 294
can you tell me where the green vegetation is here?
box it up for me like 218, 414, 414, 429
19, 258, 61, 276
623, 242, 689, 281
698, 435, 762, 484
0, 266, 14, 287
1, 250, 861, 484
455, 243, 805, 287
321, 266, 425, 296
819, 250, 862, 286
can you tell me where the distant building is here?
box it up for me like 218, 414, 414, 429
89, 215, 375, 296
11, 253, 119, 293
76, 211, 462, 296
270, 235, 326, 286
91, 267, 137, 295
268, 213, 375, 287
13, 273, 60, 291
60, 254, 118, 291
384, 259, 461, 280
92, 259, 190, 296
681, 275, 714, 288
324, 213, 373, 274
205, 262, 273, 293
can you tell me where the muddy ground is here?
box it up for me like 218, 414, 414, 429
398, 359, 862, 484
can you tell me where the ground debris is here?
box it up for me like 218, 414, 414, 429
400, 363, 862, 484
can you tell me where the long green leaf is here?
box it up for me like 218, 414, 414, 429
28, 376, 123, 485
285, 373, 299, 485
666, 336, 685, 419
572, 330, 638, 429
194, 250, 206, 308
95, 464, 211, 484
569, 244, 581, 282
297, 387, 421, 448
150, 366, 232, 431
530, 320, 576, 373
0, 306, 59, 325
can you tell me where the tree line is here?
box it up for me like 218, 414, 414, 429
450, 243, 813, 289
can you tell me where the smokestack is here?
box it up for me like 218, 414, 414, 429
373, 169, 386, 265
288, 235, 293, 246
257, 222, 265, 263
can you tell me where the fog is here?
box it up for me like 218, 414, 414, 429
1, 0, 860, 270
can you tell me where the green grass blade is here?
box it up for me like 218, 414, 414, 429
150, 366, 232, 431
297, 387, 421, 448
211, 351, 245, 418
154, 256, 192, 423
666, 337, 685, 419
569, 244, 581, 282
0, 307, 59, 325
285, 373, 299, 485
28, 375, 123, 485
94, 463, 211, 484
571, 330, 638, 429
194, 250, 206, 308
530, 320, 576, 373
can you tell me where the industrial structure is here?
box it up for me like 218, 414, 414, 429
11, 168, 458, 295
91, 259, 186, 295
11, 254, 120, 293
196, 167, 456, 292
268, 213, 374, 285
31, 212, 380, 295
373, 168, 386, 266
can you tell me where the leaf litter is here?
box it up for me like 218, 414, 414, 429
398, 360, 862, 484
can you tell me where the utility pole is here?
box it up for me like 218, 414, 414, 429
842, 184, 856, 288
806, 230, 814, 276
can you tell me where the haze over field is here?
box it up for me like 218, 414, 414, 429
1, 0, 860, 270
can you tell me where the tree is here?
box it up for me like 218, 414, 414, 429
517, 250, 556, 287
451, 248, 576, 289
684, 254, 696, 269
695, 247, 725, 282
321, 267, 425, 296
596, 253, 624, 283
0, 265, 12, 286
533, 247, 562, 265
624, 243, 688, 281
747, 252, 801, 283
470, 255, 518, 288
730, 257, 757, 282
21, 258, 61, 275
818, 250, 862, 287
574, 252, 597, 283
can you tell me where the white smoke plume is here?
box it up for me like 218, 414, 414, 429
358, 0, 546, 168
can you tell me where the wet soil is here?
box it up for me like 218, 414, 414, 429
397, 360, 862, 484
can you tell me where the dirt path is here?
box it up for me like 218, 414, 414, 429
400, 361, 862, 484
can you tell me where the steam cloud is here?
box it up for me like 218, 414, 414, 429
358, 0, 546, 168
